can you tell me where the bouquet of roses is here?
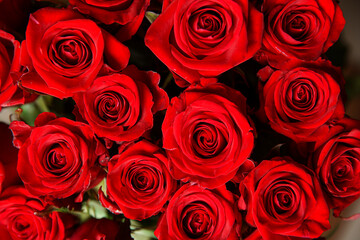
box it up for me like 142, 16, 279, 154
0, 0, 359, 239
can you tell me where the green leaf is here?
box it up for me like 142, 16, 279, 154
145, 11, 159, 24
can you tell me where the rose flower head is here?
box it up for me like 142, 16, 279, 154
69, 0, 150, 41
10, 112, 107, 201
73, 65, 168, 143
18, 7, 130, 99
256, 0, 345, 68
99, 140, 176, 220
0, 186, 66, 240
239, 157, 330, 240
260, 60, 345, 143
162, 82, 254, 189
155, 184, 240, 240
145, 0, 264, 87
310, 121, 360, 217
0, 30, 35, 109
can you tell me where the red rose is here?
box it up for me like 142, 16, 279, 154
310, 127, 360, 216
0, 123, 21, 193
256, 0, 345, 68
155, 184, 240, 240
73, 65, 168, 142
10, 112, 106, 201
145, 0, 263, 87
0, 186, 65, 240
239, 157, 330, 240
70, 218, 132, 240
162, 83, 254, 188
260, 60, 345, 143
99, 140, 176, 220
0, 30, 35, 109
69, 0, 150, 41
18, 7, 130, 99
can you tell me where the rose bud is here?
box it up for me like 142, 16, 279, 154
145, 0, 263, 87
10, 112, 107, 201
18, 7, 130, 99
99, 140, 176, 220
256, 0, 345, 68
239, 157, 330, 240
0, 186, 66, 240
155, 184, 240, 240
73, 65, 168, 142
162, 82, 254, 188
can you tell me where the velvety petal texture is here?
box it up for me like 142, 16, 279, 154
9, 112, 107, 201
0, 30, 35, 109
99, 140, 176, 220
69, 218, 132, 240
69, 0, 150, 41
256, 0, 345, 68
260, 60, 345, 143
155, 184, 239, 240
239, 157, 330, 240
145, 0, 264, 86
310, 125, 360, 216
0, 186, 65, 240
73, 65, 168, 142
18, 7, 129, 99
162, 83, 254, 188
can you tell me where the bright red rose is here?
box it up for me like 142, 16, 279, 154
99, 140, 176, 220
69, 0, 150, 41
0, 186, 65, 240
0, 30, 35, 109
256, 0, 345, 68
70, 218, 132, 240
18, 7, 130, 99
0, 123, 21, 193
10, 112, 107, 201
239, 157, 330, 240
73, 65, 168, 142
145, 0, 263, 87
155, 184, 240, 240
310, 126, 360, 216
260, 60, 345, 143
162, 83, 254, 188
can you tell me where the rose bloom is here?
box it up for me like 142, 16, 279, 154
99, 140, 176, 220
73, 65, 168, 142
261, 60, 345, 143
155, 184, 239, 240
162, 83, 254, 188
70, 218, 132, 240
69, 0, 150, 41
0, 30, 35, 109
0, 186, 65, 240
256, 0, 345, 67
145, 0, 263, 87
310, 126, 360, 216
18, 7, 130, 99
10, 112, 106, 201
0, 123, 21, 193
239, 157, 330, 240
